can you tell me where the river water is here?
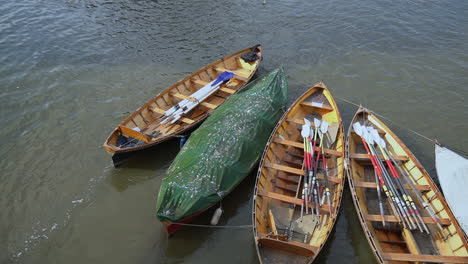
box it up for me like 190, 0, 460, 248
1, 0, 467, 263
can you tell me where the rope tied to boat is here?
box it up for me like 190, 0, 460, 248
169, 223, 253, 229
333, 96, 468, 156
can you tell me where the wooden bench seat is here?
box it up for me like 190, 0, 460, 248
213, 66, 249, 81
300, 101, 333, 111
256, 190, 332, 213
149, 107, 195, 124
257, 233, 318, 256
364, 214, 451, 225
169, 92, 218, 109
118, 125, 151, 143
354, 181, 430, 191
190, 79, 237, 94
381, 253, 468, 263
264, 163, 342, 184
273, 138, 343, 157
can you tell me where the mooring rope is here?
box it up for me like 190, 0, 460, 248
334, 96, 468, 156
335, 96, 434, 142
171, 223, 252, 229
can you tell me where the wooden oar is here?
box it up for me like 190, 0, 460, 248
310, 118, 322, 217
353, 122, 401, 227
319, 121, 332, 210
161, 71, 234, 124
366, 126, 418, 230
363, 126, 414, 229
301, 121, 311, 217
369, 127, 429, 233
380, 138, 445, 234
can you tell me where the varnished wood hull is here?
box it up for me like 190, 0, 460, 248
346, 107, 468, 263
103, 46, 261, 165
253, 83, 345, 264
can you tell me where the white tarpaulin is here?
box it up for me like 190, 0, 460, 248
435, 145, 468, 236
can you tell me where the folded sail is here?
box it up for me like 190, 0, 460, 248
435, 144, 468, 236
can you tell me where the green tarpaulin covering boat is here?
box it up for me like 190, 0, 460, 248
156, 68, 288, 234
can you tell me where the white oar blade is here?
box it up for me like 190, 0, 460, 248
321, 120, 329, 134
362, 128, 373, 144
353, 122, 363, 137
301, 124, 310, 138
370, 127, 380, 143
379, 138, 386, 148
304, 118, 313, 138
314, 118, 321, 129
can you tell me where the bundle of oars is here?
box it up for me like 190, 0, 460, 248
353, 122, 445, 234
300, 118, 332, 221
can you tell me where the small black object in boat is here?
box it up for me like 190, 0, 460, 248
117, 135, 146, 148
117, 134, 128, 147
241, 44, 261, 62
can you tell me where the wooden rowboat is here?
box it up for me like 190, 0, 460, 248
253, 83, 345, 264
346, 107, 468, 263
103, 45, 262, 166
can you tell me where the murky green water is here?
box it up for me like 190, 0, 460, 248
1, 0, 467, 263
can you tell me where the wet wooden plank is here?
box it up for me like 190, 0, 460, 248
264, 163, 342, 184
273, 138, 343, 157
213, 66, 249, 81
256, 190, 332, 213
365, 214, 451, 225
300, 101, 333, 111
257, 234, 318, 256
118, 126, 150, 143
381, 253, 468, 263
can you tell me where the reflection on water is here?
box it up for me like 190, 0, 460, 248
1, 0, 467, 263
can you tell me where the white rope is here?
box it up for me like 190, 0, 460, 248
334, 96, 468, 156
171, 223, 252, 229
334, 96, 435, 143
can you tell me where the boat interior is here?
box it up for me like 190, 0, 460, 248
253, 84, 345, 264
347, 110, 468, 263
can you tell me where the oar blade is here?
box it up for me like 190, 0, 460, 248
379, 138, 386, 148
314, 118, 321, 129
321, 120, 329, 134
301, 124, 310, 138
353, 122, 363, 137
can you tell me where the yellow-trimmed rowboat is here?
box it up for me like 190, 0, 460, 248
253, 83, 345, 264
103, 45, 261, 166
346, 106, 468, 263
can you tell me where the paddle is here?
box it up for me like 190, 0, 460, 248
369, 127, 427, 233
319, 121, 331, 207
307, 120, 315, 212
363, 126, 413, 229
301, 120, 311, 217
366, 126, 417, 230
372, 130, 442, 234
353, 122, 402, 227
161, 71, 234, 124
